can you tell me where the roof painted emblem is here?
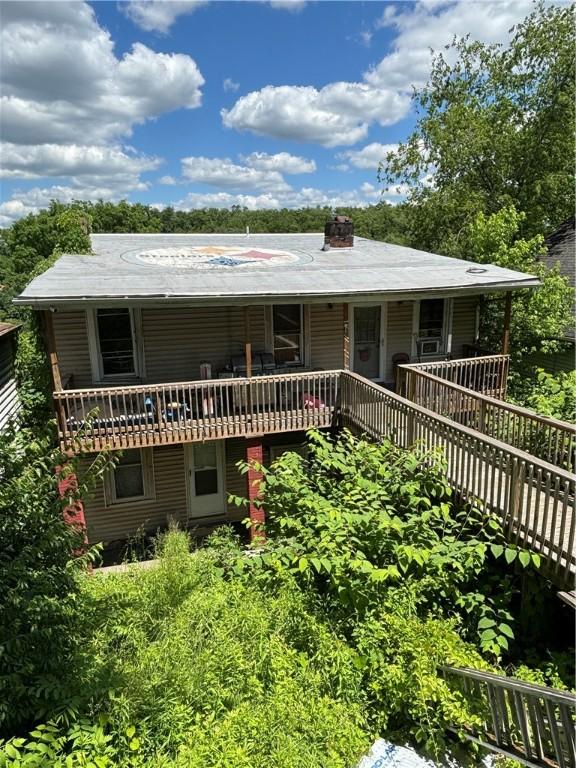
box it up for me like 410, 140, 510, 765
126, 246, 301, 270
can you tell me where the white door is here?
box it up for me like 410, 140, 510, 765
352, 305, 385, 380
185, 441, 225, 518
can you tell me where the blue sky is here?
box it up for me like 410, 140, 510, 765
0, 0, 539, 225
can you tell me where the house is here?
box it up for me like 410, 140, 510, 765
0, 322, 21, 431
15, 219, 540, 550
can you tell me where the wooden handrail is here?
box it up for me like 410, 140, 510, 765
401, 354, 510, 400
54, 370, 342, 453
442, 665, 576, 768
339, 371, 575, 586
401, 366, 576, 470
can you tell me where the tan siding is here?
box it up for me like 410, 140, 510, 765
385, 301, 414, 381
83, 444, 188, 544
310, 303, 344, 370
142, 306, 266, 383
53, 311, 92, 387
451, 297, 478, 358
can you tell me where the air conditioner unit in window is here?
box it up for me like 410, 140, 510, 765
418, 338, 441, 356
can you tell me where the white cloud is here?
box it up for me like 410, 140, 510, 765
222, 83, 410, 147
360, 182, 381, 199
240, 152, 316, 174
223, 1, 536, 147
159, 175, 179, 186
223, 78, 240, 92
268, 0, 307, 11
339, 142, 399, 170
0, 143, 161, 183
180, 156, 291, 193
1, 2, 205, 146
122, 1, 207, 33
366, 0, 536, 91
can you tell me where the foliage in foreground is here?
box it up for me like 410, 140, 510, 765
0, 427, 113, 732
1, 532, 371, 767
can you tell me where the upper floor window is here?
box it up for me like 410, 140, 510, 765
272, 304, 303, 365
419, 299, 444, 339
97, 309, 136, 376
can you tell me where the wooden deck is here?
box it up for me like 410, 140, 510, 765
55, 364, 575, 586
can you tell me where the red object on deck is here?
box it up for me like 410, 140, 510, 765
246, 439, 265, 542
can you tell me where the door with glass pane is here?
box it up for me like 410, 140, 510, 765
185, 442, 225, 518
353, 305, 382, 380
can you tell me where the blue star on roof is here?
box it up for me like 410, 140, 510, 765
208, 256, 256, 267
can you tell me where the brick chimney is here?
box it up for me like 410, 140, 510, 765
324, 215, 354, 248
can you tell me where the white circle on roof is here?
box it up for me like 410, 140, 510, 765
127, 245, 301, 270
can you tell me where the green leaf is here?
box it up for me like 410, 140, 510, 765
480, 628, 497, 642
129, 738, 141, 751
531, 552, 541, 568
490, 544, 504, 558
499, 623, 514, 639
518, 551, 531, 568
125, 726, 136, 738
504, 548, 517, 564
478, 617, 497, 630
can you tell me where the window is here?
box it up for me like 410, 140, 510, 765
419, 299, 444, 339
96, 308, 136, 377
193, 443, 219, 497
273, 305, 303, 365
107, 449, 154, 504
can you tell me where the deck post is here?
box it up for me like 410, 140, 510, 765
343, 303, 350, 370
246, 438, 265, 542
244, 306, 252, 379
42, 310, 67, 436
501, 291, 512, 356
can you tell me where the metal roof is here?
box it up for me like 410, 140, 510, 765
15, 233, 540, 307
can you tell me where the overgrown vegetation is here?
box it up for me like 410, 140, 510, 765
2, 431, 571, 766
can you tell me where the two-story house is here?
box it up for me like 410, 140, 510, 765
15, 219, 538, 550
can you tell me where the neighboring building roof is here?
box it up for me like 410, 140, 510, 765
0, 322, 20, 338
542, 218, 575, 341
15, 233, 540, 307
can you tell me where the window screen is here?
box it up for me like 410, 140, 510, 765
419, 299, 444, 338
97, 308, 135, 376
273, 305, 303, 365
114, 449, 144, 500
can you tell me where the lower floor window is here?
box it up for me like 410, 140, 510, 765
107, 448, 154, 504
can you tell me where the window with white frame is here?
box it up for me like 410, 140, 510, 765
272, 305, 304, 365
107, 448, 154, 504
95, 308, 137, 378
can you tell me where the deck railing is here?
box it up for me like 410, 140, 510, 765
400, 354, 510, 399
401, 366, 576, 470
339, 371, 576, 585
55, 370, 340, 451
442, 666, 576, 768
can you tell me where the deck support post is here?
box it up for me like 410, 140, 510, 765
42, 310, 67, 435
246, 438, 265, 542
343, 303, 350, 370
501, 291, 512, 356
244, 307, 252, 378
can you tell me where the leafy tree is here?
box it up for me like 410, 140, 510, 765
380, 2, 575, 252
0, 427, 113, 732
463, 207, 573, 358
509, 367, 576, 423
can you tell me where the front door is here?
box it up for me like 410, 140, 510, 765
185, 441, 225, 518
353, 305, 382, 380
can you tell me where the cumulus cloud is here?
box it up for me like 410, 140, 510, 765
240, 152, 316, 174
366, 0, 535, 91
0, 143, 161, 183
222, 83, 409, 147
338, 142, 399, 171
122, 1, 207, 33
180, 156, 291, 194
0, 2, 205, 146
223, 78, 240, 92
268, 0, 307, 11
222, 1, 535, 147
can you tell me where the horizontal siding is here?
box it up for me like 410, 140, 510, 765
142, 306, 266, 383
53, 311, 92, 388
310, 303, 344, 370
83, 444, 188, 544
451, 297, 478, 358
385, 301, 414, 382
